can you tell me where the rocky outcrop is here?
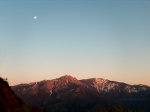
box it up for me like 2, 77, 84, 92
0, 77, 41, 112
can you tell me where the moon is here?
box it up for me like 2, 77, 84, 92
33, 16, 37, 20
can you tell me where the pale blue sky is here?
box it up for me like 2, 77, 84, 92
0, 0, 150, 85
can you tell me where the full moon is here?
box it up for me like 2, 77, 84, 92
33, 16, 37, 20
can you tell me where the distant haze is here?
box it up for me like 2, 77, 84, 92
0, 0, 150, 86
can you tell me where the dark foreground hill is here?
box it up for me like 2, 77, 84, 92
12, 75, 150, 112
0, 77, 41, 112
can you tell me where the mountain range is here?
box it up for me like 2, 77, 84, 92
11, 75, 150, 112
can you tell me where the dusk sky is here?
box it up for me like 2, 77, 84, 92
0, 0, 150, 86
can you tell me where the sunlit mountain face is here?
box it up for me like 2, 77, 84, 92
12, 75, 150, 112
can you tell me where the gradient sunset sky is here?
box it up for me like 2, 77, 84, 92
0, 0, 150, 86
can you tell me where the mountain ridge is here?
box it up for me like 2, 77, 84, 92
11, 75, 150, 112
12, 75, 149, 87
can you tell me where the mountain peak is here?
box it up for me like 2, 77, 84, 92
58, 75, 77, 81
